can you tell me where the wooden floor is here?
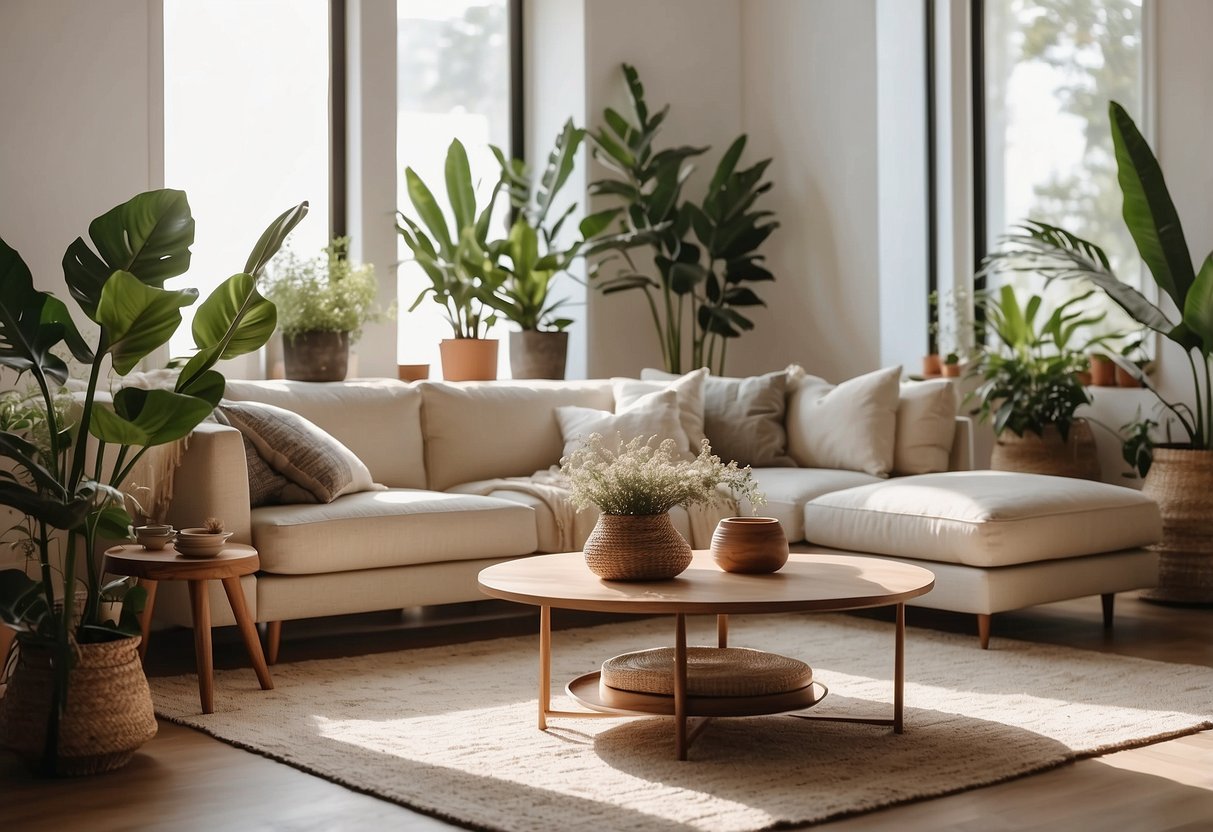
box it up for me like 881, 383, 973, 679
3, 595, 1212, 831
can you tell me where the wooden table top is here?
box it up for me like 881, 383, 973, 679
103, 543, 260, 581
479, 551, 935, 614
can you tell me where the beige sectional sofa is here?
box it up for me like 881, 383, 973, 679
155, 375, 1160, 656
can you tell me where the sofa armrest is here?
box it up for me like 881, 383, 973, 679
164, 422, 252, 544
949, 417, 974, 471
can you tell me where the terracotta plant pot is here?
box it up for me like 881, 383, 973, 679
990, 419, 1100, 481
509, 330, 568, 380
439, 338, 498, 382
1075, 370, 1093, 386
582, 512, 693, 581
1140, 447, 1213, 605
1089, 354, 1116, 386
396, 363, 430, 382
941, 362, 962, 378
283, 330, 349, 382
1115, 365, 1142, 388
710, 517, 789, 574
922, 354, 942, 377
0, 636, 157, 776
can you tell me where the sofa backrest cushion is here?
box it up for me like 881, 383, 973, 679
786, 366, 902, 477
895, 380, 959, 475
223, 379, 426, 489
420, 380, 613, 491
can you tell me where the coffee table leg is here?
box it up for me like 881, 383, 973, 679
674, 613, 688, 760
539, 605, 551, 730
137, 579, 158, 661
221, 576, 273, 691
188, 580, 214, 715
717, 614, 728, 648
894, 602, 905, 734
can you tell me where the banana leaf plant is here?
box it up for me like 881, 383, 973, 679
0, 190, 305, 774
587, 64, 779, 374
980, 101, 1213, 449
396, 139, 506, 339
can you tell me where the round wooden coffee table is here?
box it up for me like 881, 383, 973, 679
479, 551, 935, 760
103, 543, 273, 714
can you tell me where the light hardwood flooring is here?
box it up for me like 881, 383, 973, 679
3, 595, 1211, 831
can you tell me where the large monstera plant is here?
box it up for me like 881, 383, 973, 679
0, 190, 305, 764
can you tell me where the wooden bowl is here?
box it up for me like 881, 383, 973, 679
710, 517, 790, 574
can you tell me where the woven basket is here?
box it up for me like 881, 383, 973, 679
583, 512, 693, 581
1141, 447, 1213, 605
0, 636, 157, 776
990, 419, 1100, 480
602, 647, 813, 697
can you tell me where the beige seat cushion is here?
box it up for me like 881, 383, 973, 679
252, 490, 538, 574
749, 468, 882, 542
803, 471, 1162, 568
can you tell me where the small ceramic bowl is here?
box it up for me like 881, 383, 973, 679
135, 525, 176, 551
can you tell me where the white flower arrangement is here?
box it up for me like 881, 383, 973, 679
561, 434, 766, 516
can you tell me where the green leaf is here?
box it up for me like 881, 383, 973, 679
622, 63, 649, 127
91, 388, 214, 447
705, 135, 747, 216
0, 237, 57, 380
95, 271, 197, 374
1109, 101, 1195, 311
1182, 254, 1213, 356
243, 201, 309, 276
0, 481, 93, 530
444, 139, 476, 232
669, 262, 709, 294
89, 505, 133, 540
191, 273, 277, 360
87, 189, 195, 287
405, 167, 454, 256
39, 295, 93, 363
578, 208, 622, 240
179, 369, 226, 407
536, 120, 585, 225
724, 287, 765, 306
61, 238, 111, 319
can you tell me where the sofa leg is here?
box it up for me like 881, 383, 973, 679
1101, 593, 1115, 630
977, 614, 991, 650
266, 620, 282, 665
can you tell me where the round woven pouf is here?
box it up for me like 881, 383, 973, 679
602, 646, 813, 698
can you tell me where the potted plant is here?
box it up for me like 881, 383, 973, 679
263, 237, 382, 382
0, 189, 305, 774
587, 65, 780, 375
982, 102, 1213, 603
486, 120, 622, 379
561, 434, 764, 581
967, 286, 1102, 480
397, 139, 506, 381
1089, 351, 1117, 386
942, 352, 962, 378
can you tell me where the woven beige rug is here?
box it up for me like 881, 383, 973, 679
151, 614, 1213, 831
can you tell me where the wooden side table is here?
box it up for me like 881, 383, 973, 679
103, 543, 273, 714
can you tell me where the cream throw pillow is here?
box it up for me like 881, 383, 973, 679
895, 380, 958, 475
611, 368, 708, 453
555, 388, 688, 461
786, 366, 901, 477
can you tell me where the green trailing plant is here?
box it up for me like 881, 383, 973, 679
588, 64, 780, 375
263, 237, 383, 341
0, 189, 305, 774
396, 139, 506, 340
980, 101, 1213, 449
1121, 410, 1158, 478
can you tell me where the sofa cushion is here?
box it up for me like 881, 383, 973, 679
224, 379, 425, 489
251, 489, 538, 574
749, 468, 883, 542
612, 368, 709, 451
786, 366, 901, 477
895, 380, 959, 475
556, 389, 688, 460
803, 471, 1163, 568
420, 380, 614, 491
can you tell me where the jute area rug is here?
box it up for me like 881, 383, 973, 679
151, 614, 1213, 832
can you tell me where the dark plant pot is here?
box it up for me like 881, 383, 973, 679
509, 330, 569, 380
1140, 447, 1213, 605
282, 331, 349, 382
990, 419, 1100, 481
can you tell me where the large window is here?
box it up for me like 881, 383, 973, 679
981, 0, 1146, 342
163, 0, 331, 360
395, 0, 514, 376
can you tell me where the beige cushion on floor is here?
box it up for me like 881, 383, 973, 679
252, 489, 538, 574
895, 380, 959, 475
803, 471, 1162, 568
225, 379, 425, 489
750, 468, 882, 542
786, 366, 901, 477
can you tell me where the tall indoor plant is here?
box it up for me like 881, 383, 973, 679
982, 101, 1213, 603
263, 237, 382, 382
0, 190, 306, 774
588, 64, 780, 375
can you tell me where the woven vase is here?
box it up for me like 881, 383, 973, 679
1140, 447, 1213, 605
583, 512, 693, 581
0, 636, 157, 776
990, 419, 1100, 480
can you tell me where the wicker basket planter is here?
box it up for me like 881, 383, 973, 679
0, 636, 157, 776
1140, 447, 1213, 605
583, 512, 693, 581
990, 418, 1100, 481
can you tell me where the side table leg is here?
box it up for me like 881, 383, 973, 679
717, 614, 728, 648
137, 579, 158, 661
894, 603, 905, 734
538, 605, 551, 730
222, 577, 273, 691
674, 613, 688, 760
188, 580, 215, 715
